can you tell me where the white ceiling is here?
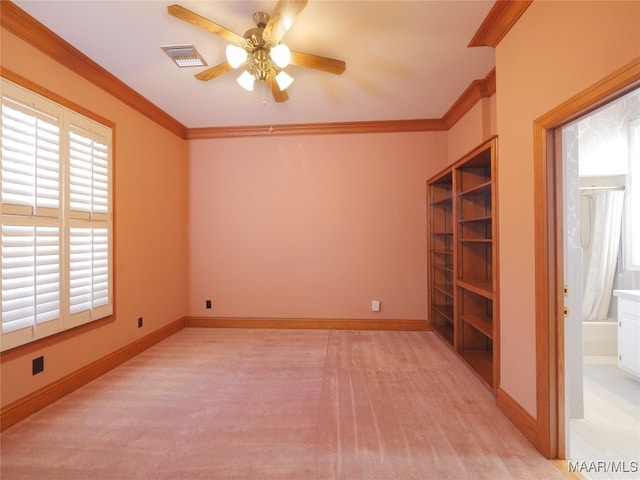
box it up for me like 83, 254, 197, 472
13, 0, 496, 129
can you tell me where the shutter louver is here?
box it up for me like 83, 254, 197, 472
69, 226, 92, 315
1, 100, 60, 210
1, 223, 60, 334
69, 130, 109, 215
1, 224, 35, 334
92, 143, 109, 215
92, 228, 109, 307
69, 226, 109, 315
35, 225, 60, 324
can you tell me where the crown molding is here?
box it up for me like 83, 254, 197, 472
186, 118, 448, 139
468, 0, 533, 48
443, 68, 496, 129
3, 1, 497, 140
0, 1, 188, 139
187, 69, 495, 139
1, 67, 117, 131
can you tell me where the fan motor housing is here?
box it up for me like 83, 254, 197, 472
252, 12, 269, 29
243, 13, 277, 82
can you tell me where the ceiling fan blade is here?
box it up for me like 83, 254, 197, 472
168, 5, 246, 45
195, 62, 234, 81
263, 0, 308, 45
290, 51, 346, 75
268, 76, 289, 103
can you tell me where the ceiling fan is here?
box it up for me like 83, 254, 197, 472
167, 1, 346, 103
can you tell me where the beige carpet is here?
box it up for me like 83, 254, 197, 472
1, 329, 568, 479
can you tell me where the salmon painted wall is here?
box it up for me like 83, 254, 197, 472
189, 132, 447, 321
496, 0, 640, 416
447, 95, 497, 164
0, 29, 189, 406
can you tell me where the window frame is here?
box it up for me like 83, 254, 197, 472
1, 76, 114, 352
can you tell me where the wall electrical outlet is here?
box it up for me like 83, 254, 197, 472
371, 300, 381, 312
32, 356, 44, 375
138, 317, 143, 328
206, 300, 212, 309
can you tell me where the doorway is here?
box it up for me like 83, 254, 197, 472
532, 58, 640, 461
561, 88, 639, 479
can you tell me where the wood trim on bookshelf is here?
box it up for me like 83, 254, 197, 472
533, 57, 640, 459
185, 316, 431, 331
492, 134, 501, 392
468, 0, 533, 48
0, 318, 186, 432
0, 1, 188, 139
496, 387, 537, 447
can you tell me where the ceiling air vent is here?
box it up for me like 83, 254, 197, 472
161, 44, 207, 68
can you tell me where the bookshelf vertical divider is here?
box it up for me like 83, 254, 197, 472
427, 137, 498, 391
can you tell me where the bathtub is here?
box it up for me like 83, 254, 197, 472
583, 320, 618, 356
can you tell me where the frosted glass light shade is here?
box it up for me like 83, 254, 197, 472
226, 45, 247, 69
275, 71, 294, 91
237, 71, 255, 91
270, 44, 291, 68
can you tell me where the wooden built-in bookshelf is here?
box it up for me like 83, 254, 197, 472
427, 137, 498, 390
427, 170, 455, 347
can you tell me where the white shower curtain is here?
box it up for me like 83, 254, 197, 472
582, 190, 625, 322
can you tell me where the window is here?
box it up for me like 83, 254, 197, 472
1, 78, 113, 351
626, 118, 640, 271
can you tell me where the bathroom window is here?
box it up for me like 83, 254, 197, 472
626, 118, 640, 271
1, 78, 113, 351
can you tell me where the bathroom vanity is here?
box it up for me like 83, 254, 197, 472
613, 290, 640, 379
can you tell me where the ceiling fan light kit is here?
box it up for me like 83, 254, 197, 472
270, 44, 291, 69
167, 1, 345, 103
225, 44, 247, 69
275, 70, 294, 91
237, 70, 255, 91
225, 13, 294, 92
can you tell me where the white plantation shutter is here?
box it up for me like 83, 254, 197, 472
1, 78, 112, 351
1, 98, 60, 211
91, 227, 109, 309
34, 225, 60, 322
2, 223, 37, 334
1, 221, 60, 334
69, 226, 93, 315
69, 226, 110, 318
69, 127, 109, 215
66, 120, 112, 326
